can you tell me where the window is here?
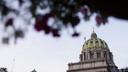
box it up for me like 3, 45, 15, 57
96, 40, 98, 43
80, 54, 83, 61
101, 41, 103, 44
90, 41, 93, 43
109, 52, 113, 60
103, 51, 107, 58
95, 40, 99, 48
84, 52, 86, 60
97, 52, 101, 58
90, 51, 94, 59
105, 43, 108, 47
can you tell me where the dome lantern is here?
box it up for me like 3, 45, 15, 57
91, 32, 97, 39
91, 28, 97, 39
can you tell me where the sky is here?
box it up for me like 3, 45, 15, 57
0, 0, 128, 72
0, 15, 128, 72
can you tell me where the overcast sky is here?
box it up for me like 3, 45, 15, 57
0, 15, 128, 72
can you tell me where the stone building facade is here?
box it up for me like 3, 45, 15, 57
119, 68, 128, 72
67, 31, 119, 72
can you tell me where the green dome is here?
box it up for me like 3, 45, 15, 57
83, 32, 108, 49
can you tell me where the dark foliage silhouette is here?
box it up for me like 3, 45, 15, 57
0, 0, 127, 44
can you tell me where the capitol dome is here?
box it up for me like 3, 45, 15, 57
82, 31, 108, 49
67, 29, 119, 72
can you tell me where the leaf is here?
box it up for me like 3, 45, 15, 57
5, 18, 14, 27
34, 13, 54, 32
18, 0, 24, 6
72, 32, 80, 37
2, 37, 9, 44
70, 16, 80, 27
14, 30, 24, 39
34, 16, 44, 31
95, 15, 103, 26
1, 5, 10, 16
51, 28, 60, 37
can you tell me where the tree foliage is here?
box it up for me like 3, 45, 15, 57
0, 0, 127, 44
0, 68, 8, 72
31, 69, 37, 72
